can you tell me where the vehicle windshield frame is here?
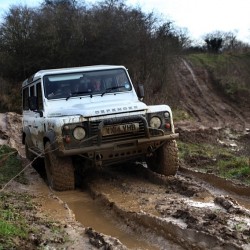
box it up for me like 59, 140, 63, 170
43, 68, 132, 100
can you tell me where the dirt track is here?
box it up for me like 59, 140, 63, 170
174, 59, 250, 131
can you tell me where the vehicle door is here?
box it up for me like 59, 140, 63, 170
23, 81, 45, 152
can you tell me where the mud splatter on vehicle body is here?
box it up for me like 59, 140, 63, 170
22, 65, 179, 190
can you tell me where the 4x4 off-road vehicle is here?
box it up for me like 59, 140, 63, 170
22, 65, 179, 190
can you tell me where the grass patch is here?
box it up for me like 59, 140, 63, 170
172, 108, 193, 122
0, 145, 71, 248
187, 53, 228, 70
0, 145, 27, 187
0, 191, 69, 249
186, 53, 250, 103
178, 141, 250, 184
217, 157, 250, 181
178, 141, 222, 159
0, 192, 31, 249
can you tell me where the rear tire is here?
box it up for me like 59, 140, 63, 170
146, 140, 179, 176
44, 141, 75, 191
25, 137, 35, 161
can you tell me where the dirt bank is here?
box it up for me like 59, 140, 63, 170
172, 59, 250, 131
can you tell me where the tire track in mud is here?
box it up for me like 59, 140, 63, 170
179, 166, 250, 198
175, 59, 246, 130
84, 164, 250, 250
181, 60, 224, 126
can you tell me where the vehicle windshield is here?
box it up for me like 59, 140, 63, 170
43, 68, 132, 100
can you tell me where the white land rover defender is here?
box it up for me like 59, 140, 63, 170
22, 65, 179, 190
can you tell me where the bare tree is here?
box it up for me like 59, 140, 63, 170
0, 6, 37, 78
0, 0, 183, 87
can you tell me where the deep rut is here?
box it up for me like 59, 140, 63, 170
80, 164, 250, 250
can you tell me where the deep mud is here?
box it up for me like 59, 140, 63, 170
83, 164, 250, 250
176, 125, 249, 153
0, 109, 250, 249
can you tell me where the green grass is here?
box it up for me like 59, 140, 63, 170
0, 145, 27, 187
0, 192, 30, 249
178, 141, 222, 159
217, 156, 250, 180
0, 145, 30, 248
0, 145, 71, 248
0, 215, 27, 237
178, 141, 250, 184
0, 191, 68, 249
186, 53, 228, 69
172, 108, 193, 122
186, 53, 250, 101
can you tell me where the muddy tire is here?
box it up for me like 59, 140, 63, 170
146, 140, 179, 176
44, 141, 75, 191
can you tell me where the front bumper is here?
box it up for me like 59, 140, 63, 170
59, 133, 179, 165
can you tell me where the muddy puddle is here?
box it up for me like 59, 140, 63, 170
31, 163, 182, 249
179, 167, 250, 210
56, 189, 166, 250
235, 196, 250, 210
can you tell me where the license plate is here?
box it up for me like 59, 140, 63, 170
102, 123, 139, 136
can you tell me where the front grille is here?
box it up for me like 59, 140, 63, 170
90, 118, 146, 145
63, 115, 149, 149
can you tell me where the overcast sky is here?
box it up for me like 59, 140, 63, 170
0, 0, 249, 44
127, 0, 250, 43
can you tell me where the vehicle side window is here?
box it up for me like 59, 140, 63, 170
36, 82, 43, 110
22, 87, 29, 110
30, 85, 35, 96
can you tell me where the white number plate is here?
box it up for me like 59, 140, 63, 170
102, 123, 139, 136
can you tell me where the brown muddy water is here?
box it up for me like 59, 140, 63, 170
31, 164, 182, 249
56, 189, 183, 250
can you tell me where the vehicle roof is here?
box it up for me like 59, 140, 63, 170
22, 65, 126, 87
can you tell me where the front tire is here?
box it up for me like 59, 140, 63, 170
146, 140, 179, 176
44, 141, 75, 191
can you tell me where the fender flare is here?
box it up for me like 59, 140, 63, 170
44, 130, 59, 152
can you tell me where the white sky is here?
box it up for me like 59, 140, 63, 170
0, 0, 250, 44
128, 0, 250, 44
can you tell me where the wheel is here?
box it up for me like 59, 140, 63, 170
146, 140, 179, 176
25, 137, 35, 161
44, 141, 75, 191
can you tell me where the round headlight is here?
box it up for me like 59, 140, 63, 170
73, 127, 86, 140
149, 116, 161, 129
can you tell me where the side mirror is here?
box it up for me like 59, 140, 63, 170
137, 83, 144, 100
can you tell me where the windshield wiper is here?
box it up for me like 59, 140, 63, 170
66, 91, 93, 101
101, 85, 125, 97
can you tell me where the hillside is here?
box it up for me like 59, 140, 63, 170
166, 54, 250, 131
